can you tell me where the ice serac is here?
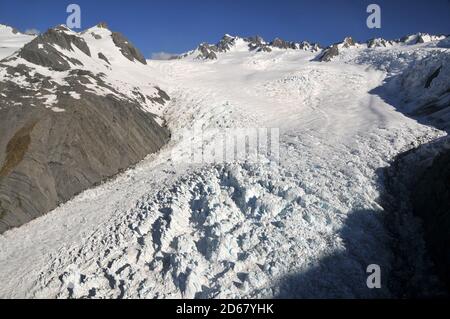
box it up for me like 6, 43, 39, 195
0, 24, 170, 233
196, 43, 218, 60
271, 37, 297, 49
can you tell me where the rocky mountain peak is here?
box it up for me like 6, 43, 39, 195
216, 34, 237, 52
342, 37, 356, 48
399, 33, 446, 45
16, 25, 91, 71
96, 22, 109, 29
317, 36, 353, 62
270, 37, 295, 49
367, 37, 393, 48
0, 23, 169, 233
246, 35, 271, 52
190, 33, 322, 60
54, 24, 71, 32
111, 31, 147, 65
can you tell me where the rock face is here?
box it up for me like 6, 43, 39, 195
318, 37, 356, 62
318, 44, 340, 62
0, 25, 170, 233
367, 38, 396, 48
0, 24, 36, 60
411, 148, 450, 292
270, 37, 296, 49
18, 26, 91, 71
400, 33, 446, 45
246, 36, 272, 52
111, 32, 147, 65
197, 43, 218, 60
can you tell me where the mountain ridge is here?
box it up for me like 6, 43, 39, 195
0, 22, 171, 233
177, 31, 448, 61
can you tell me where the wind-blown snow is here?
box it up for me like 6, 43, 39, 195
0, 25, 35, 60
0, 34, 447, 298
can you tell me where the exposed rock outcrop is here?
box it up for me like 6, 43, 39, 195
0, 25, 169, 233
411, 148, 450, 292
190, 34, 320, 60
18, 26, 90, 71
367, 38, 396, 48
246, 35, 272, 52
270, 37, 296, 49
196, 43, 218, 60
111, 32, 147, 65
318, 37, 357, 62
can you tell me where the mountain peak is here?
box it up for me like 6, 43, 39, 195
342, 36, 356, 47
317, 36, 356, 62
110, 31, 147, 65
6, 22, 148, 70
53, 24, 72, 32
96, 22, 109, 29
187, 34, 321, 60
399, 33, 446, 45
12, 25, 91, 70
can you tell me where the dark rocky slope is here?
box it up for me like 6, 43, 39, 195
0, 25, 170, 233
317, 37, 355, 62
411, 147, 450, 292
381, 137, 449, 297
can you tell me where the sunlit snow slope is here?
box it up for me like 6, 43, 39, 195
0, 25, 35, 60
0, 35, 448, 298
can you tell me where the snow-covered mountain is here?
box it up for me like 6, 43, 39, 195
0, 25, 449, 298
318, 33, 448, 62
0, 23, 170, 232
181, 34, 321, 60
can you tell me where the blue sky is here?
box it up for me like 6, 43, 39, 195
0, 0, 449, 58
